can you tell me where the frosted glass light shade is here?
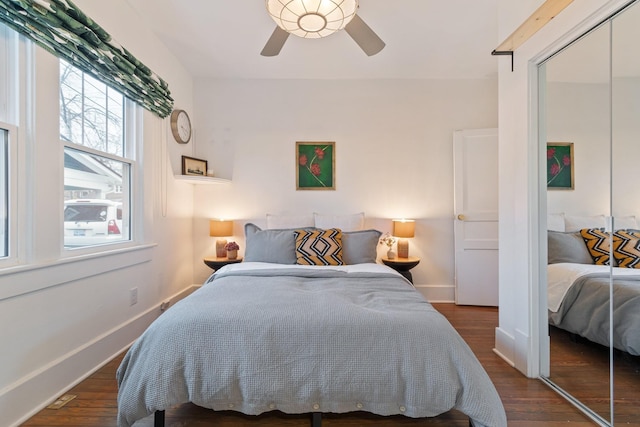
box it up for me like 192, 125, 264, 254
209, 219, 233, 237
266, 0, 359, 39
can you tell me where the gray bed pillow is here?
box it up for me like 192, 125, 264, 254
548, 230, 594, 265
244, 223, 305, 264
342, 229, 381, 264
244, 223, 381, 265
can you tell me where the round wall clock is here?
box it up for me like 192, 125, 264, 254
170, 109, 192, 144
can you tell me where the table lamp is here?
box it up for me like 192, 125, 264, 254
209, 219, 233, 258
393, 219, 415, 258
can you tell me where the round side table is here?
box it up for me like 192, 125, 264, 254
381, 256, 420, 283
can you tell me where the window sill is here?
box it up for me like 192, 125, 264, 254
0, 243, 156, 302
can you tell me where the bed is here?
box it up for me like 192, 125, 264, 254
116, 224, 506, 427
547, 229, 640, 355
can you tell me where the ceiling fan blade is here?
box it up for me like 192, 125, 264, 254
344, 14, 385, 56
261, 26, 290, 57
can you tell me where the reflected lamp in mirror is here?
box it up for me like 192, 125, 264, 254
393, 219, 415, 258
209, 219, 233, 258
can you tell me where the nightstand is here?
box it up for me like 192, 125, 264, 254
381, 256, 420, 284
203, 256, 243, 271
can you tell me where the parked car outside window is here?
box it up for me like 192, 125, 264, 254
64, 199, 124, 247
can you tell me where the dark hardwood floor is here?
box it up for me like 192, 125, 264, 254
22, 304, 598, 426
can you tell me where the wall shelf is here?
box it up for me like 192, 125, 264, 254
174, 175, 230, 185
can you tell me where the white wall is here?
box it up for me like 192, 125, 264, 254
0, 1, 202, 426
546, 78, 640, 224
496, 0, 631, 376
189, 78, 498, 299
546, 81, 611, 215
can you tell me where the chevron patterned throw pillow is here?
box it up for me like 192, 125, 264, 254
613, 229, 640, 268
580, 228, 611, 265
294, 228, 343, 266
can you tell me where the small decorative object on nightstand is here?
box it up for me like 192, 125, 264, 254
381, 256, 420, 284
203, 256, 243, 271
379, 232, 397, 259
224, 241, 240, 260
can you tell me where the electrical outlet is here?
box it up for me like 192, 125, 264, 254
129, 287, 138, 306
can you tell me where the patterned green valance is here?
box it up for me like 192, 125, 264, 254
0, 0, 173, 118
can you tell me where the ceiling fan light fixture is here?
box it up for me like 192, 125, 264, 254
266, 0, 359, 39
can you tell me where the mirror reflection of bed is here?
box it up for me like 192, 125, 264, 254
546, 217, 640, 421
541, 2, 640, 423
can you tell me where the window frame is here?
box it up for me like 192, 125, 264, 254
0, 21, 24, 269
0, 18, 153, 301
60, 61, 139, 253
0, 125, 13, 262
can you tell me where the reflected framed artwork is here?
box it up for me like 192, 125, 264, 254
547, 142, 574, 190
296, 141, 335, 190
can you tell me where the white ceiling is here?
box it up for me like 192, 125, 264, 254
124, 0, 500, 80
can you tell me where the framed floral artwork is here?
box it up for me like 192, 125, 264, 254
296, 141, 335, 190
547, 142, 574, 190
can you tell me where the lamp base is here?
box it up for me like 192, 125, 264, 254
216, 239, 228, 258
397, 239, 409, 258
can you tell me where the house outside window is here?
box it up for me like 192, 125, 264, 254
60, 60, 133, 248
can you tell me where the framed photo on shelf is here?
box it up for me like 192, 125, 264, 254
181, 155, 208, 177
296, 141, 335, 190
547, 142, 574, 190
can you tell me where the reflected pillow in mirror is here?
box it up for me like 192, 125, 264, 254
565, 215, 606, 232
547, 231, 593, 264
547, 213, 565, 232
614, 215, 639, 230
613, 229, 640, 268
580, 228, 611, 265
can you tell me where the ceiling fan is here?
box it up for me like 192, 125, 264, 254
261, 0, 385, 57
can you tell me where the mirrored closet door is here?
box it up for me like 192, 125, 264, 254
541, 17, 613, 425
539, 1, 640, 425
610, 2, 640, 423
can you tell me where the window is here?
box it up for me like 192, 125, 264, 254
60, 60, 132, 248
0, 129, 7, 258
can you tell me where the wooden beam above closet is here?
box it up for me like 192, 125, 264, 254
493, 0, 574, 53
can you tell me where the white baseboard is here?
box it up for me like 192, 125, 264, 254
1, 285, 197, 427
414, 283, 455, 302
514, 328, 531, 376
494, 326, 516, 368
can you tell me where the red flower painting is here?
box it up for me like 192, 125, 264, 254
547, 143, 574, 189
296, 142, 335, 190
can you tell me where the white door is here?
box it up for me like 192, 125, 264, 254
453, 128, 499, 306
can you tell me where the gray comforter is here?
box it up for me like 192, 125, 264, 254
116, 265, 506, 427
549, 272, 640, 355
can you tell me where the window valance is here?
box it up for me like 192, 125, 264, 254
0, 0, 173, 118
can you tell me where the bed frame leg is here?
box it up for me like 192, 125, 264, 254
154, 410, 165, 427
311, 412, 322, 427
